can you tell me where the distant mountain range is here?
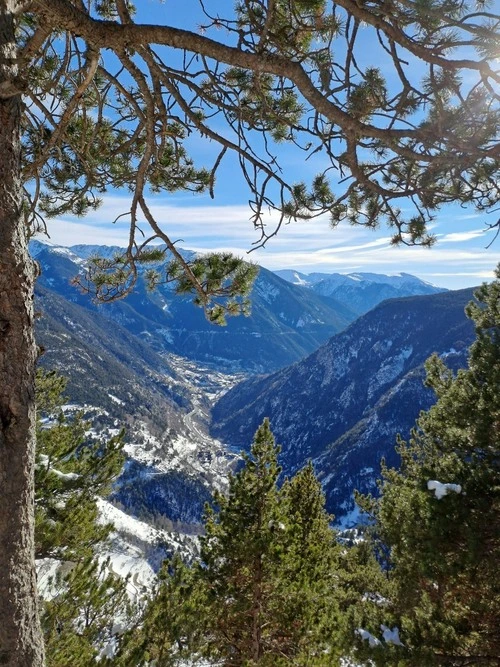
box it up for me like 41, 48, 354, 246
274, 269, 444, 317
32, 240, 355, 373
32, 239, 475, 528
211, 288, 476, 523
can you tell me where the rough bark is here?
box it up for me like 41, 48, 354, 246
251, 555, 263, 664
0, 2, 45, 664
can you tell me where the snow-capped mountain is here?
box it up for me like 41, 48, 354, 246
34, 238, 477, 529
33, 240, 355, 373
275, 269, 444, 317
210, 288, 476, 523
273, 270, 331, 287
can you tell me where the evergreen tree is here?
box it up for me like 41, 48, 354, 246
142, 420, 346, 666
276, 462, 343, 664
117, 553, 207, 667
1, 3, 499, 661
35, 369, 124, 561
35, 370, 134, 665
200, 418, 288, 665
41, 557, 132, 667
364, 269, 500, 665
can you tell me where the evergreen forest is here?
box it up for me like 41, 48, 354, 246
35, 274, 500, 666
0, 2, 498, 665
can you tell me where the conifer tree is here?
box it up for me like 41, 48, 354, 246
41, 557, 132, 667
35, 369, 124, 561
200, 418, 288, 665
35, 370, 134, 665
277, 462, 343, 664
1, 3, 500, 661
364, 269, 500, 665
142, 420, 346, 666
117, 553, 207, 667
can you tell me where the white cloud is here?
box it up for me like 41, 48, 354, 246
440, 229, 487, 243
35, 195, 500, 290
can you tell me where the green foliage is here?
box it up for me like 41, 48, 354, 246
366, 268, 500, 665
336, 534, 395, 666
199, 418, 291, 664
275, 462, 345, 664
35, 369, 125, 561
18, 0, 500, 282
118, 554, 208, 666
140, 420, 362, 665
35, 369, 133, 664
76, 250, 259, 326
41, 557, 133, 667
164, 253, 259, 325
236, 0, 339, 57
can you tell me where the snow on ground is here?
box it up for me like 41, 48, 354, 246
37, 558, 75, 601
97, 498, 196, 596
123, 419, 237, 488
122, 356, 243, 486
108, 393, 125, 405
335, 502, 364, 530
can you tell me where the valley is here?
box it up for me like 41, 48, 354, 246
33, 240, 475, 570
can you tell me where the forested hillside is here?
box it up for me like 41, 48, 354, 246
35, 244, 478, 526
33, 241, 355, 373
212, 288, 476, 520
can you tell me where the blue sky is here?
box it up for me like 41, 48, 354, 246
44, 192, 500, 289
38, 1, 500, 290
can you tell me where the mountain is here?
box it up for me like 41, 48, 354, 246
273, 270, 331, 286
35, 281, 240, 532
210, 288, 476, 523
275, 269, 445, 317
33, 239, 476, 527
32, 240, 355, 373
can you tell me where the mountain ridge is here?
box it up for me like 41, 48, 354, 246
211, 288, 476, 519
33, 240, 356, 373
275, 268, 445, 316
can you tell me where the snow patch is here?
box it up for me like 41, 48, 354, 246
255, 280, 279, 303
368, 346, 413, 398
381, 625, 404, 646
356, 628, 381, 648
427, 480, 462, 499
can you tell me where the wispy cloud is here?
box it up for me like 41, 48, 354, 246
439, 229, 487, 243
36, 195, 500, 290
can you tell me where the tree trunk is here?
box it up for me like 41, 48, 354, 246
0, 2, 45, 664
251, 554, 263, 663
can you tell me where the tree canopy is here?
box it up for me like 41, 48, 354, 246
34, 370, 134, 666
130, 420, 351, 666
361, 269, 500, 665
19, 0, 500, 297
1, 1, 499, 664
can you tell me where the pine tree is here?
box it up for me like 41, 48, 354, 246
117, 553, 207, 667
35, 370, 134, 665
142, 420, 347, 666
200, 418, 287, 665
276, 462, 343, 664
35, 370, 124, 561
41, 557, 133, 667
365, 268, 500, 665
2, 3, 500, 661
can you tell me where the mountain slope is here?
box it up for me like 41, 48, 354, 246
33, 241, 356, 372
35, 283, 240, 529
211, 289, 476, 519
275, 269, 444, 317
